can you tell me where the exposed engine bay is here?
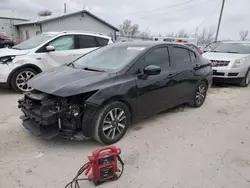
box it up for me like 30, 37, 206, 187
18, 90, 97, 140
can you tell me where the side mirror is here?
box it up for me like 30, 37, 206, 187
144, 65, 161, 75
46, 45, 55, 52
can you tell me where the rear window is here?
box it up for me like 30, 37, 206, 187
172, 47, 191, 66
96, 37, 109, 46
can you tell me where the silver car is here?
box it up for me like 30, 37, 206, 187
203, 41, 250, 87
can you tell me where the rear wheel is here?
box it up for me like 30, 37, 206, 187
93, 101, 130, 145
10, 68, 38, 93
189, 81, 208, 108
239, 69, 250, 87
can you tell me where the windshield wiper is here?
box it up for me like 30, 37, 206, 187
67, 62, 75, 68
83, 67, 104, 72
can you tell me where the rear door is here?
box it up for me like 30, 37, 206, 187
169, 45, 199, 101
73, 35, 99, 59
135, 46, 181, 118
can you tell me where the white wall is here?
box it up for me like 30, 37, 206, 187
18, 24, 40, 41
0, 18, 26, 42
41, 13, 116, 38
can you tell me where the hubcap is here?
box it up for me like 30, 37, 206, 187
102, 108, 126, 140
16, 71, 35, 92
196, 84, 206, 105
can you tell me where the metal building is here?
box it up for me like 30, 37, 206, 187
15, 10, 119, 41
0, 11, 29, 42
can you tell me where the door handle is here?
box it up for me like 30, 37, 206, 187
36, 57, 42, 60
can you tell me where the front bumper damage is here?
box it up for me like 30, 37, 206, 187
18, 91, 97, 140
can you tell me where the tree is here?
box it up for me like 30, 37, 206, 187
239, 30, 249, 41
119, 19, 139, 36
38, 10, 52, 17
176, 29, 189, 38
196, 27, 216, 44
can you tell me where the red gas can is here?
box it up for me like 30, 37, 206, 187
85, 146, 123, 185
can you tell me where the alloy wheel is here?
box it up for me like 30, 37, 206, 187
15, 71, 35, 92
102, 108, 126, 140
195, 84, 206, 106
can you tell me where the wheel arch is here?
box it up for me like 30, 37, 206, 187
7, 64, 42, 86
100, 96, 134, 122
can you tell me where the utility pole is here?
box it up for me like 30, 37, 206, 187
215, 0, 226, 41
64, 3, 67, 14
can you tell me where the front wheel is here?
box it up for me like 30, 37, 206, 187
10, 68, 38, 93
239, 69, 250, 87
189, 81, 208, 108
93, 101, 130, 145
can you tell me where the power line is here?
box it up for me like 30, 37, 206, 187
138, 0, 215, 19
97, 0, 197, 16
196, 1, 222, 30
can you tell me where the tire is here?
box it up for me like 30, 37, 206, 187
4, 44, 12, 48
188, 81, 208, 108
10, 68, 38, 93
93, 101, 130, 145
239, 69, 250, 87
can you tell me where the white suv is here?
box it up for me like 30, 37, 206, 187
0, 31, 113, 92
203, 41, 250, 87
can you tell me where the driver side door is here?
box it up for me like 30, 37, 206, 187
135, 46, 178, 119
37, 35, 78, 70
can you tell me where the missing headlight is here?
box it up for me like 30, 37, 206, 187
0, 56, 15, 64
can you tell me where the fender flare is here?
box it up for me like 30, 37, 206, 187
7, 64, 42, 86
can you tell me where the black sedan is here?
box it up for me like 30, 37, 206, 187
18, 41, 212, 144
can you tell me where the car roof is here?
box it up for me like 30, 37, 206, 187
223, 41, 250, 44
113, 41, 186, 48
42, 31, 112, 39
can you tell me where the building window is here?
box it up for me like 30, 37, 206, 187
25, 30, 30, 40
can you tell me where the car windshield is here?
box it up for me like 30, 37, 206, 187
13, 33, 56, 50
212, 43, 250, 54
72, 45, 146, 71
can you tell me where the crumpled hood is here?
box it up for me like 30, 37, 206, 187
28, 66, 115, 97
203, 52, 249, 61
0, 48, 29, 57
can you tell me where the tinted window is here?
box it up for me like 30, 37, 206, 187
145, 47, 170, 68
77, 35, 97, 48
48, 35, 75, 51
189, 51, 196, 62
96, 37, 109, 46
172, 47, 191, 66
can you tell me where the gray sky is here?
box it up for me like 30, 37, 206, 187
1, 0, 249, 40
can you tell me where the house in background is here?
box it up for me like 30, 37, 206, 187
15, 10, 119, 42
0, 11, 29, 42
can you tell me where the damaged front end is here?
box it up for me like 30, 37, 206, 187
18, 90, 97, 140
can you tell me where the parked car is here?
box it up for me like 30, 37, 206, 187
0, 31, 113, 92
18, 41, 212, 144
203, 41, 250, 86
185, 43, 204, 54
0, 34, 14, 48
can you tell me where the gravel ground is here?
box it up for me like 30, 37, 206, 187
0, 86, 250, 188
